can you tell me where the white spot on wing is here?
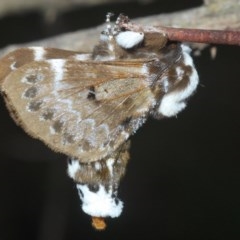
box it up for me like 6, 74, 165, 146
10, 62, 17, 70
116, 31, 144, 49
48, 59, 65, 83
141, 63, 149, 75
47, 59, 81, 117
67, 159, 81, 179
121, 130, 129, 140
73, 53, 92, 61
29, 47, 46, 61
49, 126, 56, 135
94, 162, 102, 171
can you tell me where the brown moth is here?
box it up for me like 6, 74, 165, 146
0, 13, 198, 230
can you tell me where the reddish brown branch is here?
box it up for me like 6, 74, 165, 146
121, 22, 240, 46
157, 27, 240, 46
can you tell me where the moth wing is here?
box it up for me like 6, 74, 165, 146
0, 47, 90, 88
2, 59, 155, 162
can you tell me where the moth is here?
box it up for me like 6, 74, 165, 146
0, 13, 198, 230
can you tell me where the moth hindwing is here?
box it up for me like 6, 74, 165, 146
0, 13, 198, 227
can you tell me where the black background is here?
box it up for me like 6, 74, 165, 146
0, 1, 239, 239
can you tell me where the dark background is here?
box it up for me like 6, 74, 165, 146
0, 1, 239, 239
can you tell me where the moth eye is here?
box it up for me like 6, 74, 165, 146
51, 120, 64, 134
27, 100, 43, 111
23, 86, 38, 98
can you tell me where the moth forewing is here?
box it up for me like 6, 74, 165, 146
2, 57, 156, 162
0, 47, 89, 89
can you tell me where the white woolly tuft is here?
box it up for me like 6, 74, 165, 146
158, 44, 199, 117
77, 184, 123, 218
116, 31, 144, 49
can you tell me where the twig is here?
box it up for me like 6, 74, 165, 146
121, 22, 240, 46
161, 27, 240, 46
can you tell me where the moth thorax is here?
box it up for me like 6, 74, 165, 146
143, 32, 168, 50
67, 141, 130, 219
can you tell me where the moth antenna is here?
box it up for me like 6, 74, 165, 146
113, 13, 127, 32
102, 13, 131, 40
106, 12, 114, 33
